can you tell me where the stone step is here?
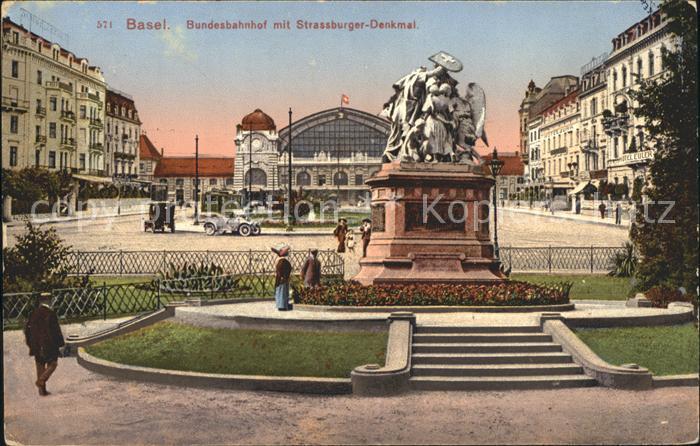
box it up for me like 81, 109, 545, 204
411, 363, 584, 377
412, 352, 573, 365
409, 375, 597, 391
415, 325, 541, 334
413, 333, 552, 343
412, 342, 562, 354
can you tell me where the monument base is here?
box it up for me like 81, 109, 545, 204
353, 162, 505, 286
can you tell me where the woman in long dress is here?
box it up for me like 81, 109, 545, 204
421, 83, 455, 162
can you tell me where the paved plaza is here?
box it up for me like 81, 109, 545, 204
3, 326, 698, 445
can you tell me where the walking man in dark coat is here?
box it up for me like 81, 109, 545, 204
333, 218, 348, 253
300, 248, 322, 288
24, 293, 64, 396
615, 202, 622, 225
360, 218, 372, 258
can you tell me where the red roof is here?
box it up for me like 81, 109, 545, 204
139, 135, 162, 161
239, 109, 276, 131
153, 157, 234, 178
482, 152, 524, 176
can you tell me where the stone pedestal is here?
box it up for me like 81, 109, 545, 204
353, 162, 505, 285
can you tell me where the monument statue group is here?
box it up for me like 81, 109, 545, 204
353, 52, 505, 286
381, 51, 489, 165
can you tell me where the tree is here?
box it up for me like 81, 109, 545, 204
629, 0, 698, 295
2, 220, 88, 292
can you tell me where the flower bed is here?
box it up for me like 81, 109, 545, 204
298, 281, 572, 307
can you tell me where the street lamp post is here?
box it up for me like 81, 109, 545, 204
287, 108, 294, 226
248, 123, 253, 208
194, 134, 200, 225
488, 147, 505, 260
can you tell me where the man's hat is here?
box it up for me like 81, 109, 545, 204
362, 218, 371, 224
272, 243, 290, 257
310, 248, 318, 256
38, 292, 52, 301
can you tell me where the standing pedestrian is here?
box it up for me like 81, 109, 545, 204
272, 245, 292, 311
333, 218, 348, 253
360, 218, 372, 258
24, 293, 65, 396
615, 202, 622, 225
345, 229, 356, 254
300, 248, 322, 288
598, 202, 606, 219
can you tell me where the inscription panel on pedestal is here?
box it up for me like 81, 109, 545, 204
405, 202, 465, 233
371, 203, 385, 232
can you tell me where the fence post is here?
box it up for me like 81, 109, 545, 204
248, 249, 252, 276
162, 250, 166, 273
210, 275, 214, 301
76, 251, 81, 276
509, 244, 513, 272
119, 250, 124, 276
102, 282, 107, 320
590, 245, 594, 273
157, 279, 161, 310
548, 245, 552, 274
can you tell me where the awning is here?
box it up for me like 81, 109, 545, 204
72, 174, 112, 184
568, 181, 595, 195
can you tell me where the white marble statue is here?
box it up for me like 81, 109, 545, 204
381, 52, 488, 165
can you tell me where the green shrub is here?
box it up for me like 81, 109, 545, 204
608, 242, 638, 277
644, 285, 697, 308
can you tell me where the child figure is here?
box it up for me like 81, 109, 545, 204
345, 229, 356, 254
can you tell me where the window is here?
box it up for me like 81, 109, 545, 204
12, 31, 18, 44
175, 178, 184, 186
637, 58, 643, 81
590, 98, 597, 116
355, 174, 364, 185
50, 97, 57, 111
9, 147, 18, 166
48, 151, 56, 168
35, 150, 41, 167
37, 70, 42, 85
318, 175, 326, 186
648, 52, 655, 76
49, 122, 56, 138
192, 178, 199, 186
296, 171, 311, 186
80, 154, 86, 170
225, 178, 234, 186
621, 66, 627, 87
209, 178, 217, 186
612, 70, 617, 90
35, 125, 40, 138
139, 162, 145, 172
10, 115, 18, 133
80, 105, 86, 119
333, 171, 348, 186
11, 60, 18, 78
159, 179, 168, 184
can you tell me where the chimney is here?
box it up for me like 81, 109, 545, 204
160, 147, 164, 156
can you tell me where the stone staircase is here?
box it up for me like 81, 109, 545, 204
409, 325, 597, 391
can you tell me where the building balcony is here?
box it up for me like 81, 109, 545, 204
36, 106, 46, 116
61, 138, 76, 149
60, 110, 76, 123
89, 117, 104, 129
45, 81, 73, 93
2, 96, 29, 112
89, 142, 104, 152
83, 168, 107, 177
35, 135, 47, 145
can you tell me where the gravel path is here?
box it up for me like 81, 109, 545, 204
4, 327, 698, 445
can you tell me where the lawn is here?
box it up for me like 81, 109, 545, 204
511, 273, 634, 300
574, 324, 699, 375
86, 321, 388, 378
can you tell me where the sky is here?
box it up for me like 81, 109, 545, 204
4, 1, 653, 157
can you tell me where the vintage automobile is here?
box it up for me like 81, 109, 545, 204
202, 213, 261, 236
144, 201, 176, 233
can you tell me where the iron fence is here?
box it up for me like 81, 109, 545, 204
500, 246, 623, 273
63, 249, 345, 277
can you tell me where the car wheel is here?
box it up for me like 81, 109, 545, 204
251, 225, 261, 235
204, 223, 217, 236
238, 224, 251, 237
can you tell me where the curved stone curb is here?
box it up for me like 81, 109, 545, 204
64, 306, 177, 354
563, 306, 694, 328
77, 348, 352, 394
296, 303, 576, 313
352, 312, 414, 396
541, 316, 653, 389
653, 374, 699, 388
173, 309, 389, 333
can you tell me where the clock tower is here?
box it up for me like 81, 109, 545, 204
233, 109, 279, 201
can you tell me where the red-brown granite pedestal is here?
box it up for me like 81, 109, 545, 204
353, 162, 505, 285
